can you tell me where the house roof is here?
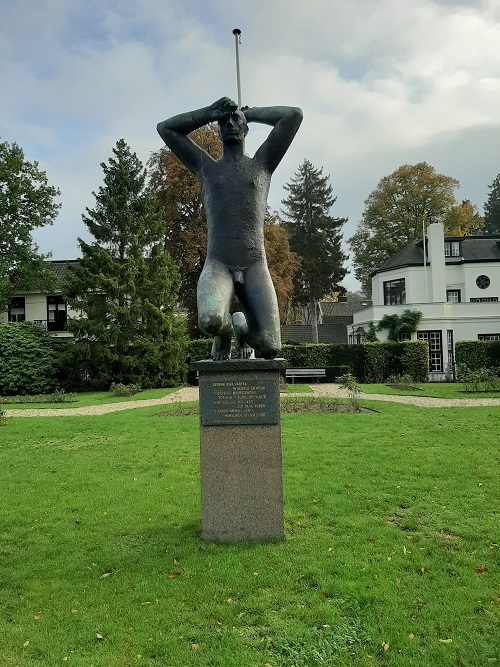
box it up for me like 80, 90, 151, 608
48, 260, 80, 290
374, 235, 500, 275
321, 300, 372, 317
11, 259, 79, 293
281, 323, 348, 345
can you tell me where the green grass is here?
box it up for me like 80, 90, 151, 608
361, 382, 500, 399
0, 387, 178, 410
0, 401, 498, 666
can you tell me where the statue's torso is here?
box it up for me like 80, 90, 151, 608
199, 154, 271, 268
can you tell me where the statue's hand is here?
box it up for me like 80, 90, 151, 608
210, 97, 238, 120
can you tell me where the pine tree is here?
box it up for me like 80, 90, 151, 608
64, 139, 187, 389
484, 173, 500, 234
281, 159, 348, 343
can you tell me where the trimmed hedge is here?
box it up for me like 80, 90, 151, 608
455, 340, 500, 373
0, 323, 59, 396
282, 341, 428, 383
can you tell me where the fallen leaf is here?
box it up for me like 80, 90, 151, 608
238, 612, 245, 618
311, 499, 318, 503
368, 537, 375, 543
418, 599, 424, 606
168, 572, 180, 578
96, 633, 104, 640
227, 598, 233, 604
403, 546, 411, 555
327, 547, 333, 552
23, 641, 29, 647
71, 609, 78, 614
409, 633, 415, 640
100, 571, 112, 579
396, 578, 401, 584
33, 612, 42, 621
475, 564, 486, 574
191, 643, 200, 650
173, 558, 179, 565
382, 641, 390, 652
253, 572, 259, 576
438, 638, 453, 644
420, 566, 426, 574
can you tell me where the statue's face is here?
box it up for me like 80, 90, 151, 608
219, 111, 248, 145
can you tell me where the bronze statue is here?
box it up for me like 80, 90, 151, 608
157, 97, 302, 359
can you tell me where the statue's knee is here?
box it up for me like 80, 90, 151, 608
199, 312, 225, 336
258, 339, 281, 360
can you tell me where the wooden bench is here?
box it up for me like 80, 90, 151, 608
285, 368, 326, 384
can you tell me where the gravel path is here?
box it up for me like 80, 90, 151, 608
3, 384, 500, 418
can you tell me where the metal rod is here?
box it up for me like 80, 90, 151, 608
232, 28, 242, 108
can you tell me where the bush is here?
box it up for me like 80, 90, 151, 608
455, 340, 500, 374
456, 365, 500, 392
337, 373, 362, 411
110, 383, 142, 397
386, 374, 419, 390
0, 323, 59, 396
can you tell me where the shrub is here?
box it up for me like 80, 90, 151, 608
337, 373, 362, 411
110, 383, 142, 397
387, 374, 419, 390
325, 365, 350, 382
0, 323, 59, 395
455, 340, 500, 374
457, 365, 500, 392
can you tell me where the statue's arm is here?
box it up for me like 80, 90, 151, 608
157, 97, 238, 173
245, 106, 303, 173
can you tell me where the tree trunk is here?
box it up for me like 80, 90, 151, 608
310, 298, 319, 343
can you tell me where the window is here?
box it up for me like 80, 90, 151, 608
46, 296, 67, 331
476, 275, 490, 289
478, 334, 500, 341
444, 241, 460, 257
8, 297, 25, 322
383, 278, 406, 305
417, 330, 443, 372
399, 332, 411, 341
446, 290, 461, 303
470, 297, 498, 303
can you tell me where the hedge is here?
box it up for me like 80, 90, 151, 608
282, 341, 428, 383
0, 323, 59, 395
455, 340, 500, 373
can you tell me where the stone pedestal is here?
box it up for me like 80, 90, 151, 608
192, 359, 285, 543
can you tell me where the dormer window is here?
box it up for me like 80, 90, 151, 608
444, 241, 460, 257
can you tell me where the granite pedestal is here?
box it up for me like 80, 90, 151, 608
192, 359, 285, 543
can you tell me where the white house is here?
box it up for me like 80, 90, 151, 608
347, 223, 500, 379
2, 260, 79, 339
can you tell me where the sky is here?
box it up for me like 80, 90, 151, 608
1, 0, 499, 291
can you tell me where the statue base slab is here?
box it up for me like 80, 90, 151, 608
192, 359, 286, 543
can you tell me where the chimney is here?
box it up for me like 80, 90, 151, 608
427, 222, 446, 302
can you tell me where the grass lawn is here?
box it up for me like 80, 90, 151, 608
0, 400, 498, 666
361, 383, 500, 399
0, 388, 178, 410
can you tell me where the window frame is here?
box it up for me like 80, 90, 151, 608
383, 278, 406, 305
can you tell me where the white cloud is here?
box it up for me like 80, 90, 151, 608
2, 0, 499, 292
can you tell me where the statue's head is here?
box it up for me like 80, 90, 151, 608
219, 110, 248, 146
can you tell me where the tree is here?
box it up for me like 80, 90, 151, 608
0, 139, 60, 310
263, 210, 299, 324
281, 159, 348, 343
64, 139, 186, 389
444, 199, 484, 236
349, 162, 459, 295
484, 173, 500, 234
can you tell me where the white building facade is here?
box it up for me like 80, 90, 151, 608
348, 223, 500, 379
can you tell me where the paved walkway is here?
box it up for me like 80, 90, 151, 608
3, 384, 500, 418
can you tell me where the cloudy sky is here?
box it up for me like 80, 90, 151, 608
2, 0, 499, 290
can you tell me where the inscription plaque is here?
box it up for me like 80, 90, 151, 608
201, 377, 278, 426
